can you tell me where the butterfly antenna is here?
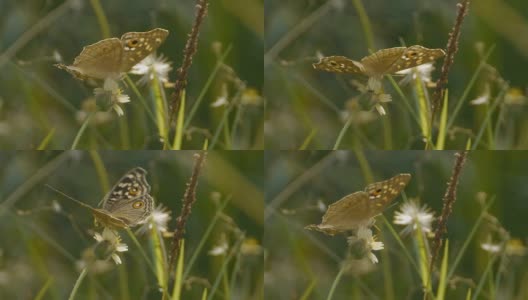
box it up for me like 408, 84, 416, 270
45, 184, 93, 210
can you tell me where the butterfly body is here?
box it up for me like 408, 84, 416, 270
306, 173, 411, 236
313, 45, 445, 77
56, 28, 169, 80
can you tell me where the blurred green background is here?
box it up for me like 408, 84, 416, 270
0, 0, 263, 149
264, 0, 528, 149
265, 151, 528, 299
0, 150, 263, 299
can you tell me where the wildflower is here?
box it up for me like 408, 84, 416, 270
75, 98, 114, 124
394, 200, 435, 235
347, 227, 384, 264
93, 227, 128, 265
208, 234, 229, 256
504, 88, 527, 105
240, 88, 263, 106
111, 253, 122, 265
481, 241, 501, 254
367, 77, 382, 92
397, 63, 435, 84
374, 103, 386, 116
76, 249, 113, 274
241, 238, 262, 256
211, 96, 229, 107
130, 54, 172, 85
339, 98, 377, 124
93, 78, 131, 117
150, 204, 172, 232
505, 239, 527, 256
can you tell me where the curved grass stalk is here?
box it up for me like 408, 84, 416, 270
71, 112, 94, 149
68, 268, 87, 300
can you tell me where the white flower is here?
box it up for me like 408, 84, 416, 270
94, 78, 131, 117
211, 96, 229, 107
150, 204, 172, 233
130, 54, 172, 85
374, 104, 386, 116
481, 242, 501, 253
115, 243, 128, 252
347, 227, 384, 264
111, 253, 122, 265
394, 200, 435, 235
396, 63, 435, 83
367, 77, 382, 92
208, 236, 229, 256
377, 93, 392, 103
470, 93, 490, 105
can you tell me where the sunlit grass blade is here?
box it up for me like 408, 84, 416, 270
172, 90, 186, 150
184, 45, 233, 131
435, 90, 449, 150
151, 74, 169, 148
300, 128, 317, 150
446, 45, 495, 131
70, 112, 94, 149
436, 240, 449, 300
68, 268, 87, 300
171, 240, 185, 300
37, 128, 55, 150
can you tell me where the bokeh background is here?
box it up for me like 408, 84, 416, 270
0, 0, 263, 149
0, 150, 263, 299
264, 0, 528, 149
265, 151, 528, 299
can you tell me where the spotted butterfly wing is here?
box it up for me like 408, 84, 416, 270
385, 45, 445, 74
119, 28, 169, 72
364, 173, 411, 215
312, 56, 365, 74
360, 47, 407, 77
94, 167, 153, 228
305, 173, 411, 235
55, 38, 123, 80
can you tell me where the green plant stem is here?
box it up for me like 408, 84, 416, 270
326, 267, 345, 300
71, 112, 94, 149
68, 268, 87, 300
89, 0, 110, 38
333, 116, 354, 149
184, 45, 232, 131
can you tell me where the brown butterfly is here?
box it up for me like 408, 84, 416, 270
313, 46, 445, 77
306, 173, 411, 236
55, 28, 169, 80
52, 167, 153, 229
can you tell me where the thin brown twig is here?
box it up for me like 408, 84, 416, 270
430, 0, 471, 131
169, 0, 209, 127
427, 150, 468, 295
169, 151, 207, 274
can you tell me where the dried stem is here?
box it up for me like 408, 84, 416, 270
169, 151, 207, 273
169, 0, 209, 126
431, 0, 471, 128
428, 151, 468, 291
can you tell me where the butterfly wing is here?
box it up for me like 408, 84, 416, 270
364, 173, 411, 218
67, 37, 123, 79
99, 167, 153, 226
313, 56, 365, 74
385, 45, 445, 74
101, 194, 154, 227
317, 191, 371, 232
360, 47, 407, 77
119, 28, 169, 72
